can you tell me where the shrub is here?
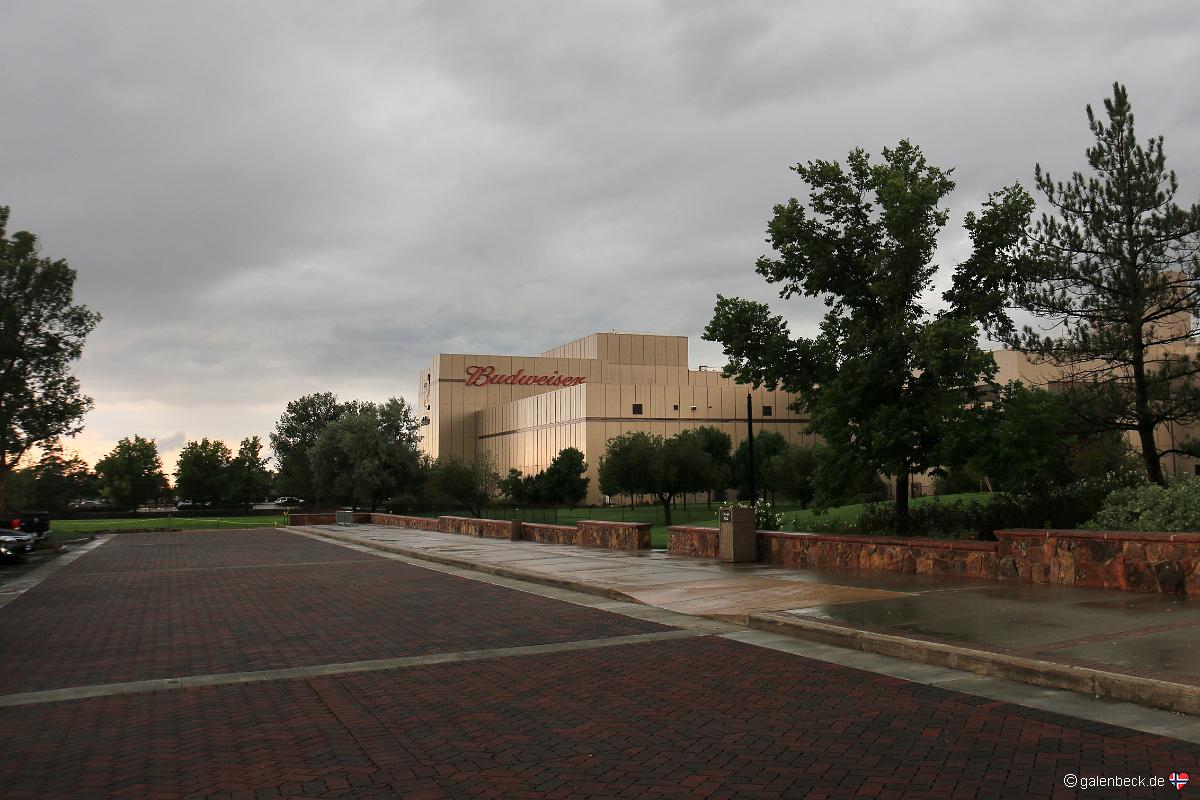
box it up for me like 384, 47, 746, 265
857, 500, 995, 540
1089, 476, 1200, 531
719, 499, 785, 531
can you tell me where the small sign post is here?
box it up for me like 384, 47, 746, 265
719, 506, 757, 563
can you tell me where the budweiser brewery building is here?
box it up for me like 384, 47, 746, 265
417, 332, 815, 505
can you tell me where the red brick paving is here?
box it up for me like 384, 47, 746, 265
1, 637, 1196, 799
0, 529, 1197, 799
0, 530, 664, 693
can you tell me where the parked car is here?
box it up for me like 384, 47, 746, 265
176, 500, 212, 510
0, 533, 33, 561
70, 498, 110, 510
273, 497, 304, 506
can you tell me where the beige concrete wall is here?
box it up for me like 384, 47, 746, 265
474, 381, 815, 505
422, 334, 1200, 504
540, 333, 687, 366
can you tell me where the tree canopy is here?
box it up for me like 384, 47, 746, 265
501, 447, 591, 507
271, 392, 345, 499
597, 431, 714, 526
227, 436, 273, 504
705, 140, 1022, 532
174, 437, 233, 505
0, 206, 100, 512
431, 452, 500, 517
95, 435, 169, 508
954, 83, 1200, 484
309, 398, 423, 511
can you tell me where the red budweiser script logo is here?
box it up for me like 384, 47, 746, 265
464, 365, 586, 387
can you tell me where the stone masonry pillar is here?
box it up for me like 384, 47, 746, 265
719, 506, 757, 563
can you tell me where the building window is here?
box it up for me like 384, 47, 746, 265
673, 404, 679, 411
632, 403, 643, 415
762, 406, 773, 417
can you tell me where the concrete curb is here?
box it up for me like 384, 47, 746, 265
748, 612, 1200, 717
294, 525, 1200, 717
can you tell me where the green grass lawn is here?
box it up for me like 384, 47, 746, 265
51, 515, 288, 535
785, 492, 993, 532
54, 492, 994, 549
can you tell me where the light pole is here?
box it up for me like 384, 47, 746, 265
746, 393, 756, 504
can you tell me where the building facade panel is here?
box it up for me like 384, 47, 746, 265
420, 332, 813, 505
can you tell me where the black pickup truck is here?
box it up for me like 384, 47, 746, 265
7, 511, 50, 540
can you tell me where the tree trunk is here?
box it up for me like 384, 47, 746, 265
895, 472, 910, 536
660, 493, 673, 527
1131, 351, 1166, 484
0, 466, 7, 515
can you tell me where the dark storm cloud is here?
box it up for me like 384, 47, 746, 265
1, 0, 1198, 464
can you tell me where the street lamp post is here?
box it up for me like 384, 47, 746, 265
746, 393, 756, 504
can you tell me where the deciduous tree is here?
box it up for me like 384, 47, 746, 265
431, 452, 500, 517
29, 442, 97, 512
598, 431, 713, 526
675, 426, 733, 507
733, 431, 789, 502
309, 399, 423, 511
271, 392, 345, 499
175, 438, 233, 505
541, 447, 590, 508
706, 141, 1023, 533
0, 207, 100, 512
95, 435, 169, 508
227, 436, 272, 504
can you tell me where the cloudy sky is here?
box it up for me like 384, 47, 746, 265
3, 0, 1198, 472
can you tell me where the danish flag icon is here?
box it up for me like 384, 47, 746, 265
1170, 772, 1190, 790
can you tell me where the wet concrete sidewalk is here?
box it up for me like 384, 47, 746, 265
297, 523, 1200, 711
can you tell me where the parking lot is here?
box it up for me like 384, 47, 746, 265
0, 529, 1196, 799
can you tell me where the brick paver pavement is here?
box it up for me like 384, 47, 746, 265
0, 529, 1197, 799
0, 530, 665, 694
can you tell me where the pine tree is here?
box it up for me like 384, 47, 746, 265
979, 83, 1200, 484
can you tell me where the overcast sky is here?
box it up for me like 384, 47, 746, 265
3, 0, 1199, 472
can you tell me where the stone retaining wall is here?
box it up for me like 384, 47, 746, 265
662, 523, 1200, 596
370, 514, 442, 531
760, 531, 999, 578
667, 526, 720, 558
521, 523, 578, 545
439, 516, 520, 540
995, 529, 1200, 595
577, 521, 652, 551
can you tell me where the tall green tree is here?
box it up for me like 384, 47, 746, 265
309, 399, 422, 511
29, 442, 96, 512
95, 435, 169, 508
956, 83, 1200, 485
732, 431, 790, 502
540, 447, 590, 508
0, 206, 101, 512
227, 436, 273, 504
174, 438, 233, 505
597, 431, 712, 526
762, 444, 819, 507
676, 426, 733, 507
430, 452, 500, 517
270, 392, 345, 499
706, 140, 1024, 533
956, 382, 1136, 494
499, 468, 530, 505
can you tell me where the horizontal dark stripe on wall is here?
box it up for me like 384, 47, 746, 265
477, 416, 812, 440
